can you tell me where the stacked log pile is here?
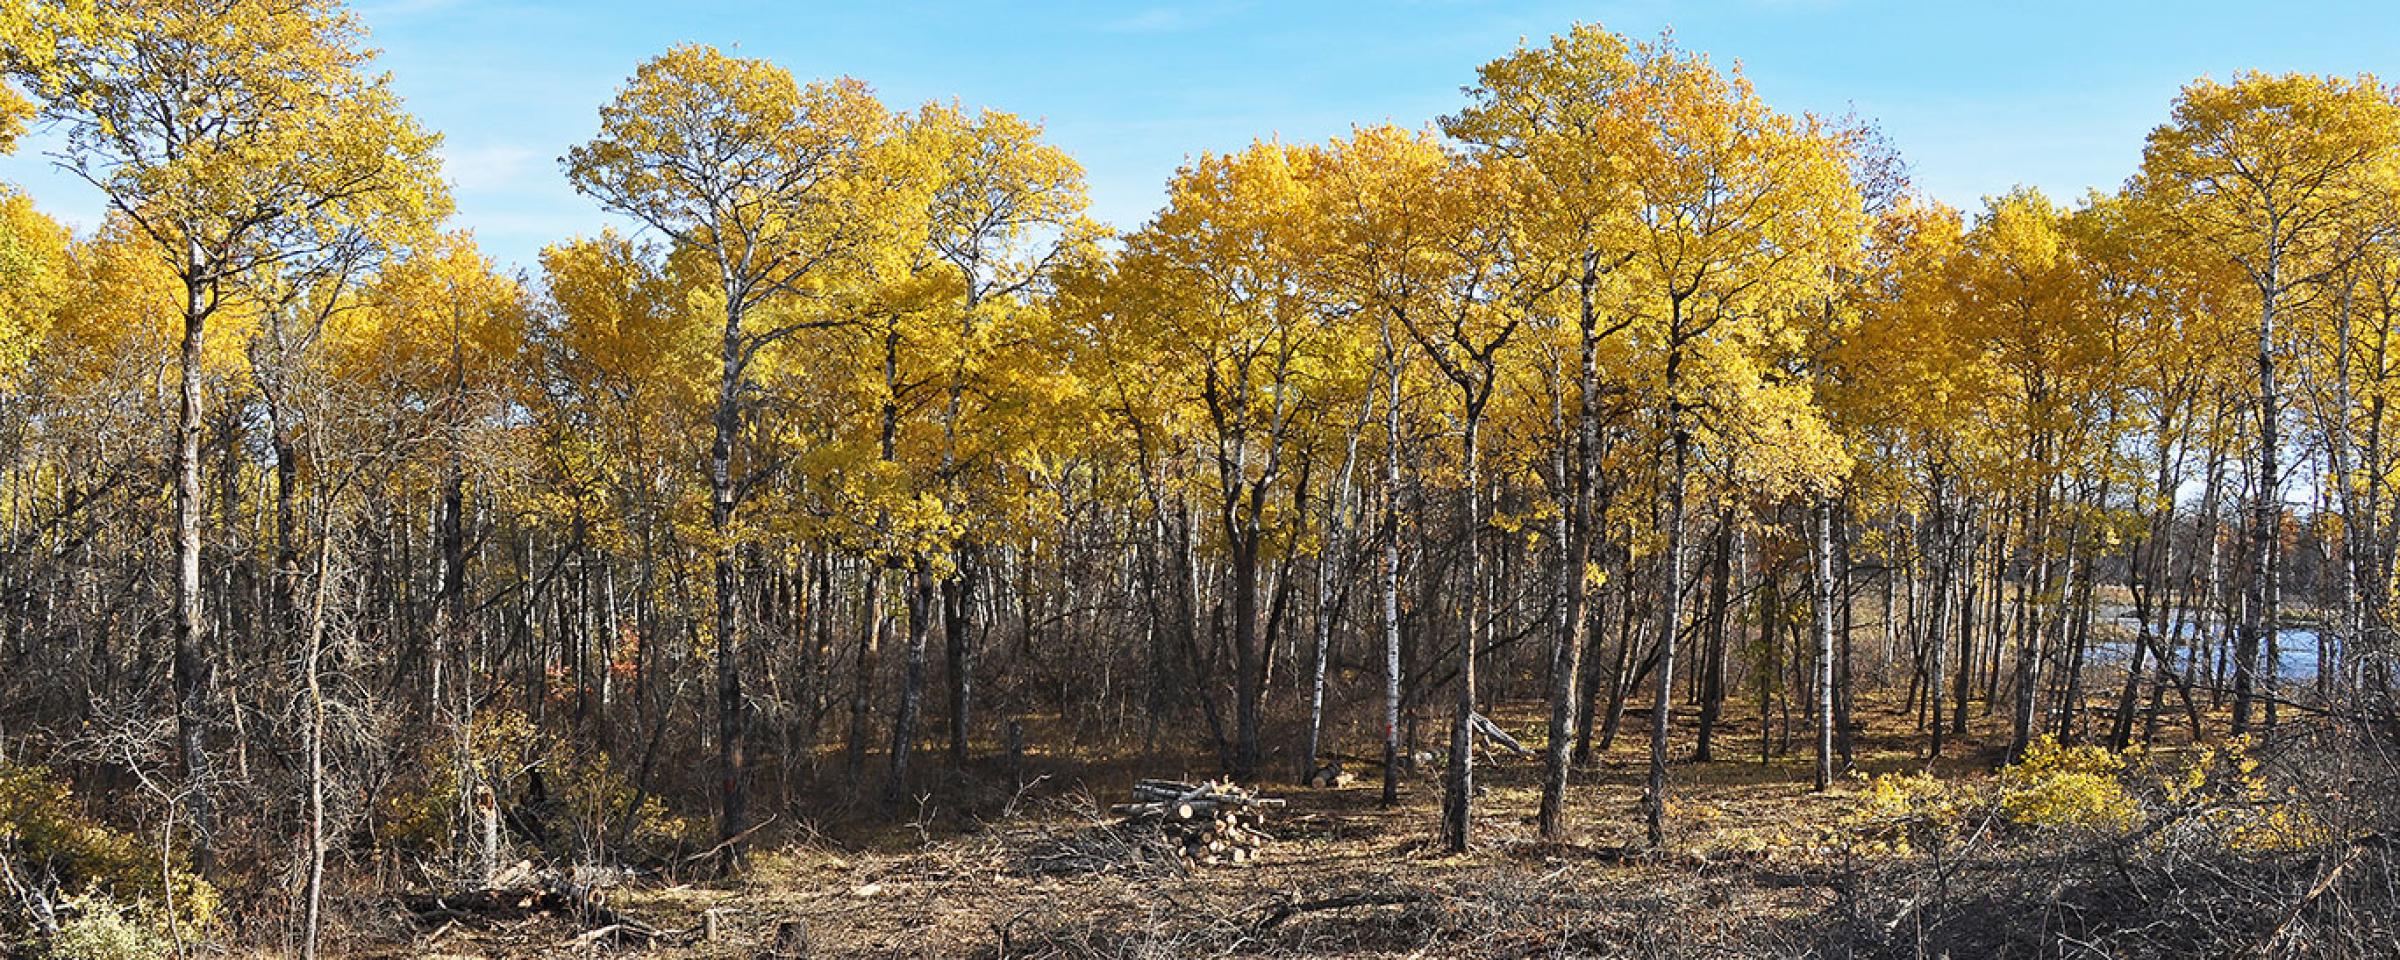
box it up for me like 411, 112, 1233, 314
1110, 779, 1284, 866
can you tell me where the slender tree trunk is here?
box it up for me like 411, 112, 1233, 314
710, 302, 747, 854
2039, 499, 2091, 743
173, 278, 216, 875
1305, 426, 1362, 785
1951, 513, 1977, 737
1573, 584, 1612, 766
1984, 526, 2009, 714
1694, 518, 1733, 764
1758, 568, 1780, 766
1541, 263, 1606, 836
1880, 544, 1899, 681
1537, 496, 1589, 828
273, 423, 302, 645
2236, 275, 2280, 735
886, 559, 935, 803
1231, 529, 1263, 781
804, 552, 833, 756
944, 548, 975, 768
2363, 321, 2391, 703
1835, 519, 1856, 766
1925, 473, 1954, 761
2156, 445, 2217, 742
1379, 331, 1405, 808
1596, 571, 1641, 754
847, 567, 884, 781
300, 532, 333, 960
2058, 478, 2106, 743
2330, 282, 2358, 695
1812, 500, 1836, 791
2008, 471, 2055, 759
1442, 409, 1484, 853
1643, 397, 1691, 849
2114, 464, 2172, 750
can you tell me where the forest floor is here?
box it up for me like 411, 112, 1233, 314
345, 693, 2159, 959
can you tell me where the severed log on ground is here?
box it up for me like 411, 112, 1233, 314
1302, 761, 1358, 788
1130, 779, 1288, 806
399, 861, 692, 948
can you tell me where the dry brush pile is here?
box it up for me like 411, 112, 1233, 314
1818, 721, 2400, 958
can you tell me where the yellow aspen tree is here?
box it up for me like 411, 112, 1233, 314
13, 0, 446, 871
2073, 191, 2232, 749
1443, 23, 1645, 838
1313, 126, 1469, 810
1946, 189, 2105, 757
346, 233, 529, 707
533, 230, 714, 558
1111, 140, 1337, 783
1613, 37, 1864, 849
1332, 136, 1531, 852
0, 189, 67, 390
2342, 226, 2400, 703
0, 0, 92, 153
874, 102, 1096, 801
2137, 73, 2400, 734
1827, 196, 1979, 751
566, 45, 893, 852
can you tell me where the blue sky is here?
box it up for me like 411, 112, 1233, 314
6, 1, 2399, 272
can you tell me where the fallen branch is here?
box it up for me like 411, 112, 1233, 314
2255, 843, 2360, 957
1254, 891, 1427, 931
569, 920, 661, 950
1880, 813, 2001, 934
1469, 713, 1530, 757
682, 814, 779, 866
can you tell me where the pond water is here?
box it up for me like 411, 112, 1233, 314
2093, 613, 2325, 682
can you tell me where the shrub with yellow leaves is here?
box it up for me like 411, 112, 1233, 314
1997, 736, 2140, 834
1838, 770, 1971, 857
2132, 737, 2328, 853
